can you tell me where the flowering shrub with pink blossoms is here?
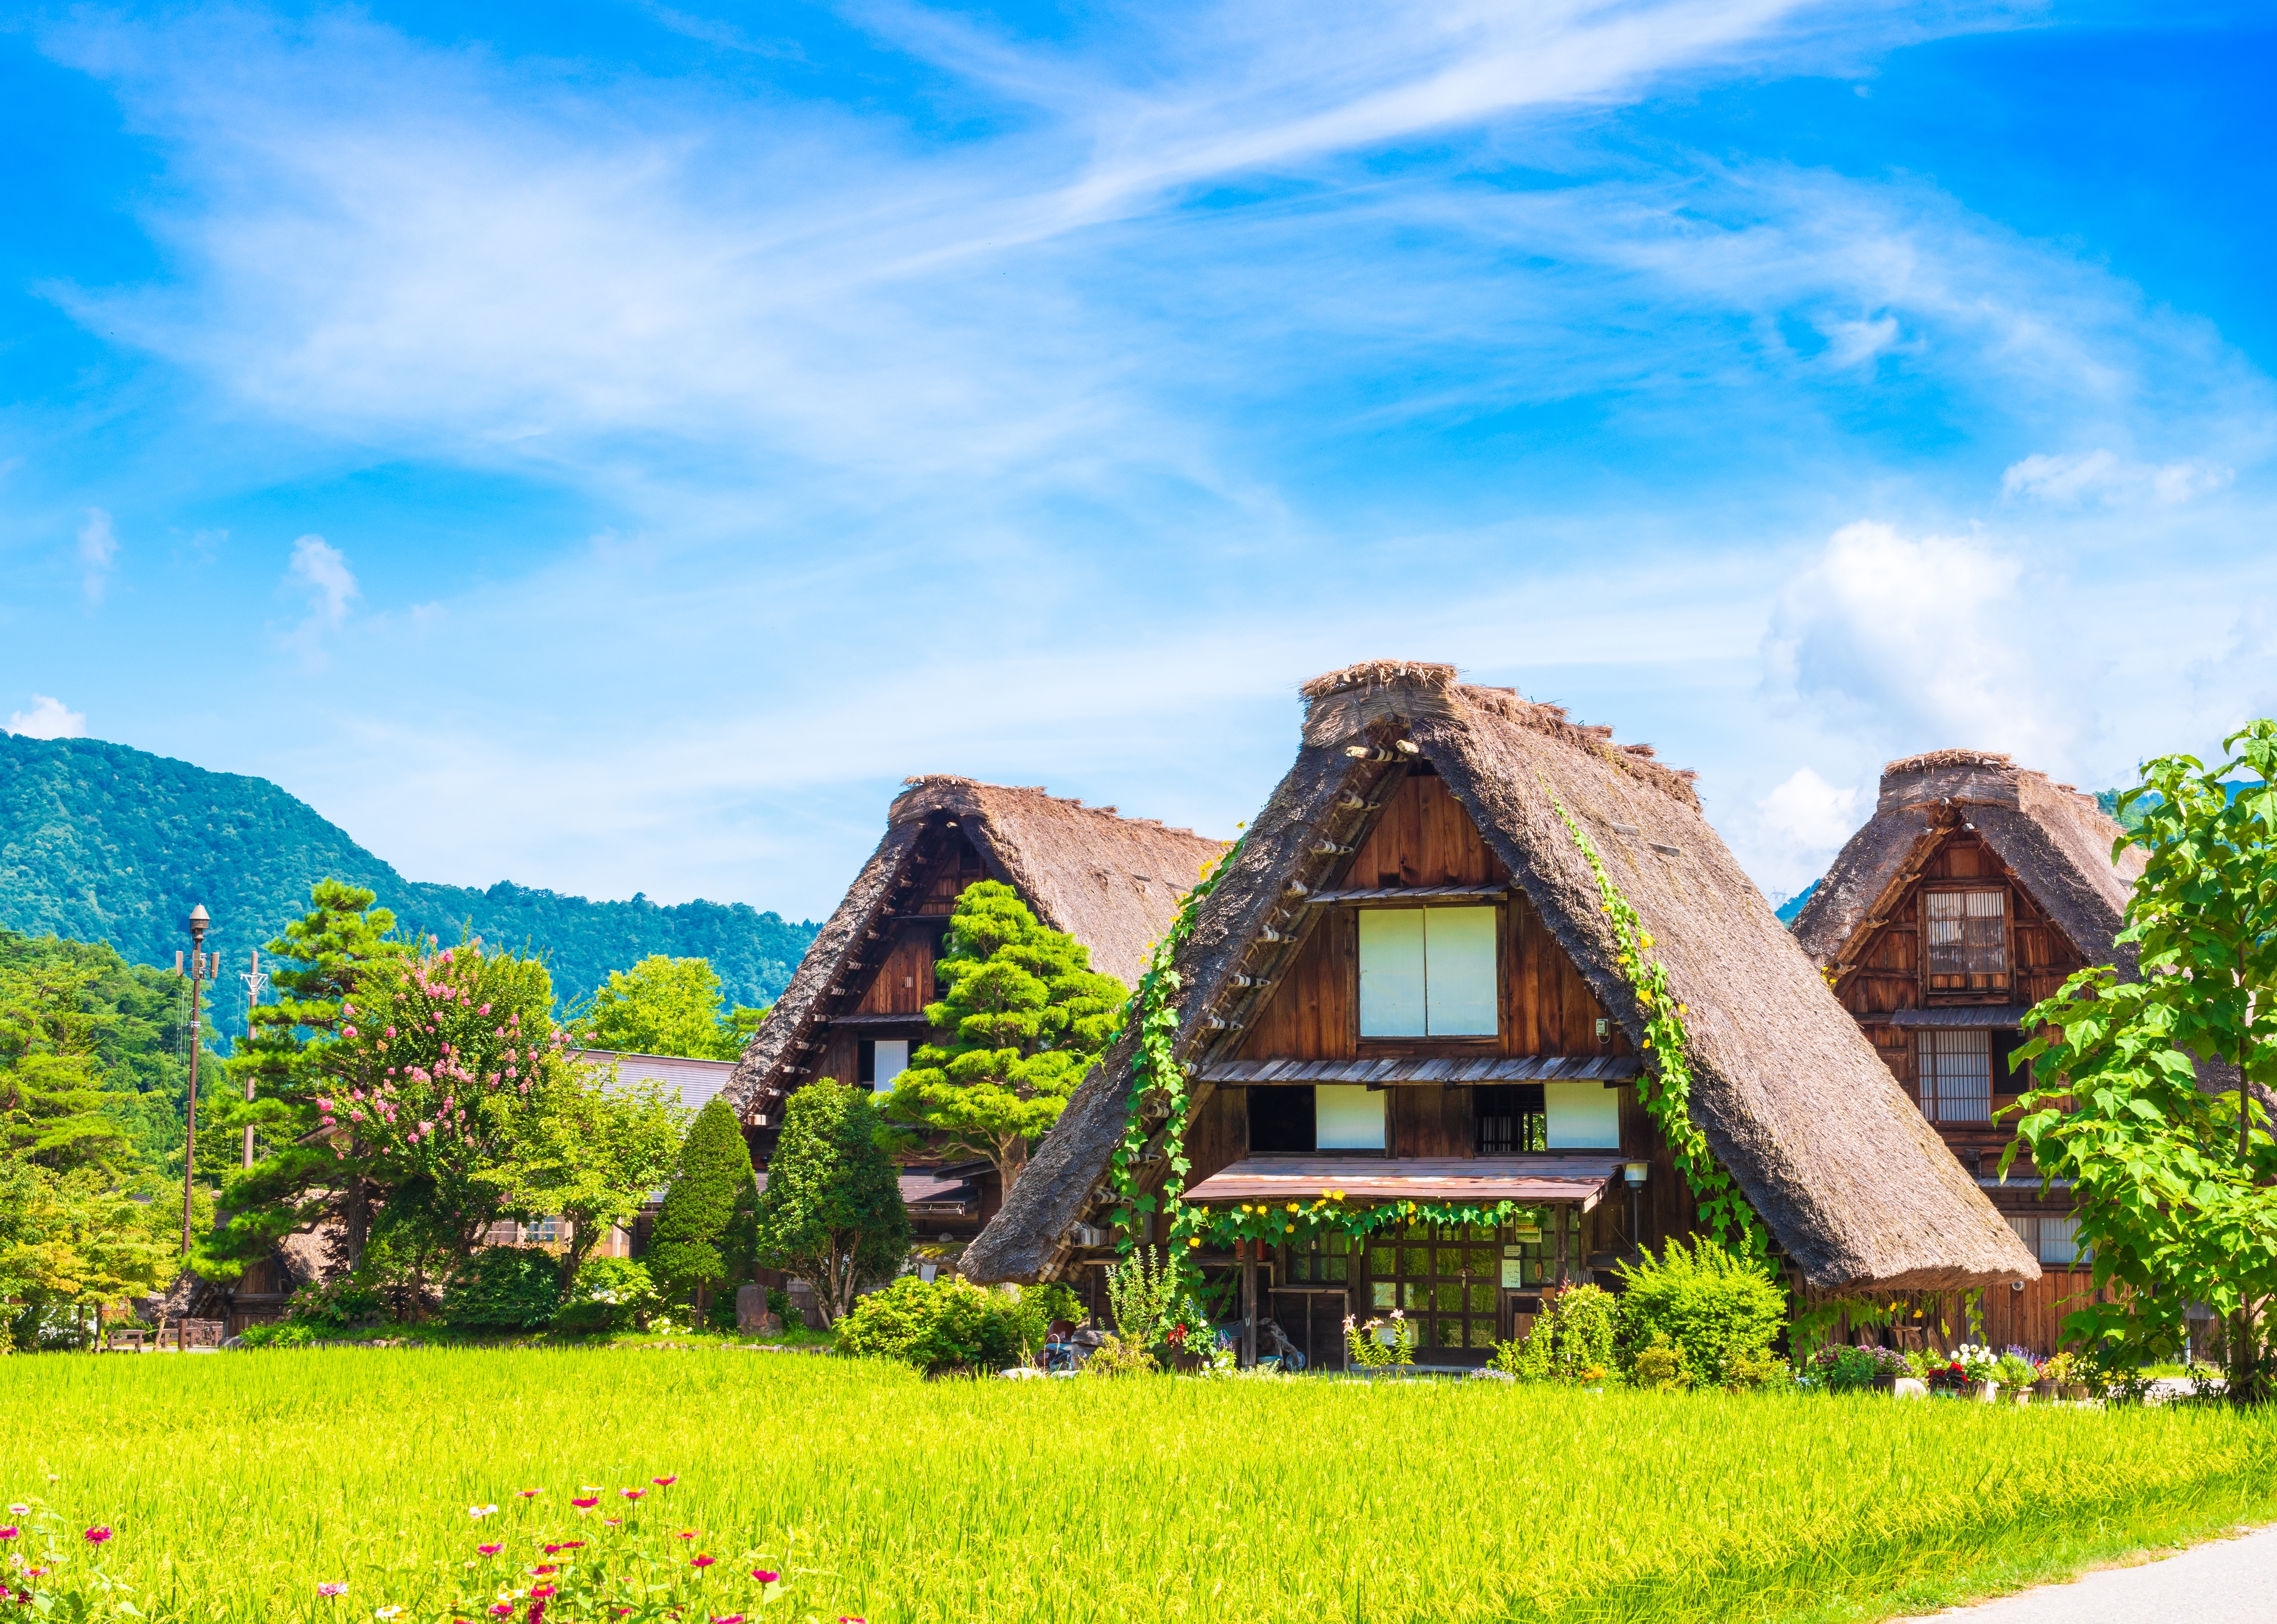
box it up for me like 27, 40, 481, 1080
315, 945, 578, 1255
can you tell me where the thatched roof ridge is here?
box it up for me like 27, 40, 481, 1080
1793, 753, 2144, 975
962, 666, 2033, 1290
724, 779, 1222, 1118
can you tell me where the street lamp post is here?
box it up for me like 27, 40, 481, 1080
1623, 1161, 1650, 1261
181, 904, 210, 1259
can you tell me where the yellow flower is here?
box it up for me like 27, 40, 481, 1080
1187, 1236, 1202, 1248
1640, 933, 1654, 948
1286, 1202, 1299, 1213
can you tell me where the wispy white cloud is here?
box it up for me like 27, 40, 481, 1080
6, 694, 89, 738
2002, 448, 2233, 505
76, 507, 119, 604
282, 533, 358, 666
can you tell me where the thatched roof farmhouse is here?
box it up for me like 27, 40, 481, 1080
963, 662, 2034, 1327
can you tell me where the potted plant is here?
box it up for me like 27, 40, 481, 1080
1994, 1350, 2039, 1402
1953, 1343, 2000, 1400
2035, 1351, 2073, 1400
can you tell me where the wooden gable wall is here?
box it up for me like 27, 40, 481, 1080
810, 827, 988, 1089
1237, 772, 1623, 1063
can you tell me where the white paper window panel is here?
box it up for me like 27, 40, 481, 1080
1422, 906, 1498, 1036
1358, 909, 1427, 1037
1543, 1082, 1621, 1149
872, 1039, 910, 1094
1315, 1084, 1386, 1150
1357, 906, 1499, 1037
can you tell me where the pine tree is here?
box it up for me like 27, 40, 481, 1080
0, 958, 134, 1174
880, 881, 1125, 1194
752, 1079, 908, 1320
646, 1096, 752, 1310
200, 881, 407, 1276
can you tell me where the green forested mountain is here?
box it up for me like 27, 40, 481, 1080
0, 732, 816, 1031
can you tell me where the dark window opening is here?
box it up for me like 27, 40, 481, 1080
857, 1039, 877, 1084
1475, 1084, 1547, 1155
1991, 1030, 2028, 1094
1249, 1086, 1316, 1154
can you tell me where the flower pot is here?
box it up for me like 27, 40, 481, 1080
1973, 1380, 1998, 1402
2033, 1379, 2059, 1400
1871, 1374, 1899, 1393
2063, 1382, 2092, 1402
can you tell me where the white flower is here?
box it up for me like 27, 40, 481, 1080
376, 1608, 403, 1620
469, 1504, 498, 1519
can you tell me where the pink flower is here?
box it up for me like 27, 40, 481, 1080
710, 1616, 747, 1624
675, 1531, 695, 1541
689, 1555, 716, 1569
556, 1541, 585, 1552
342, 1026, 358, 1039
751, 1570, 778, 1584
652, 1476, 677, 1487
481, 1003, 492, 1015
489, 1606, 513, 1618
317, 1582, 349, 1597
516, 1490, 540, 1499
419, 1121, 435, 1136
342, 1003, 355, 1017
0, 1528, 17, 1540
82, 1527, 112, 1545
571, 1498, 598, 1512
531, 1586, 556, 1599
478, 1544, 502, 1557
386, 1026, 396, 1038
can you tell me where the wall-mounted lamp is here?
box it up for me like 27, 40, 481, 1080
1623, 1161, 1649, 1260
1594, 1018, 1610, 1041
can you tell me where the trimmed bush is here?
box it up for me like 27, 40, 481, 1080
834, 1275, 1025, 1374
440, 1247, 563, 1331
1614, 1236, 1786, 1389
553, 1257, 661, 1335
647, 1097, 753, 1308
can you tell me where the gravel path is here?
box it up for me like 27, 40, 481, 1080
1898, 1523, 2277, 1621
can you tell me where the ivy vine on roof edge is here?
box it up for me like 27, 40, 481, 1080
1547, 795, 1768, 1260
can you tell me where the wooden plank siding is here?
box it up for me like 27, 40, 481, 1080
854, 931, 939, 1016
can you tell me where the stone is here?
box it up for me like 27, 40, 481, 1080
735, 1283, 768, 1332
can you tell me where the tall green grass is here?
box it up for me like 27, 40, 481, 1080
4, 1350, 2272, 1624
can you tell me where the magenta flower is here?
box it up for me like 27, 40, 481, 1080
675, 1531, 695, 1541
0, 1528, 17, 1540
689, 1555, 716, 1569
317, 1582, 349, 1597
481, 1003, 492, 1015
619, 1488, 645, 1502
83, 1527, 113, 1545
556, 1541, 585, 1552
651, 1476, 677, 1488
570, 1498, 598, 1512
342, 1003, 355, 1017
711, 1617, 747, 1624
750, 1570, 778, 1584
489, 1606, 513, 1618
342, 1025, 358, 1038
516, 1489, 540, 1499
530, 1586, 556, 1600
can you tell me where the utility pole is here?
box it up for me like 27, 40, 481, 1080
181, 904, 211, 1259
241, 948, 267, 1169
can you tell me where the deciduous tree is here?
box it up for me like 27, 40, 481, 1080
2008, 721, 2277, 1402
752, 1080, 907, 1321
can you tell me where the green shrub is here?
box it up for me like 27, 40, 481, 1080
235, 1320, 321, 1349
440, 1247, 563, 1331
1081, 1333, 1160, 1377
1492, 1284, 1616, 1382
553, 1257, 659, 1335
1614, 1236, 1786, 1388
834, 1275, 1024, 1374
1629, 1336, 1691, 1390
284, 1277, 386, 1331
1727, 1345, 1792, 1390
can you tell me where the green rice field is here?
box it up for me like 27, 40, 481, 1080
4, 1349, 2274, 1624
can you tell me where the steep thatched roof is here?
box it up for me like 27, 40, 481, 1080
725, 776, 1222, 1118
1792, 751, 2146, 977
961, 661, 2035, 1291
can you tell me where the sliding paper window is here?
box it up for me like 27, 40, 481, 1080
1358, 907, 1498, 1037
1924, 889, 2007, 992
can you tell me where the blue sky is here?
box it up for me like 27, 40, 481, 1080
3, 0, 2272, 922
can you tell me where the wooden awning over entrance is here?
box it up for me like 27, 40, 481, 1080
1185, 1156, 1619, 1209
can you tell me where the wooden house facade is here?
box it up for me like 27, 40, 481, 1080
962, 662, 2035, 1368
1791, 750, 2143, 1351
724, 775, 1222, 1238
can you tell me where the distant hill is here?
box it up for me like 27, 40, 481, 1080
1774, 879, 1818, 925
0, 732, 816, 1029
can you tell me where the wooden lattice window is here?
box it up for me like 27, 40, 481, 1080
1923, 888, 2008, 992
1474, 1084, 1547, 1154
1365, 1222, 1507, 1350
1917, 1029, 1992, 1124
1286, 1232, 1354, 1285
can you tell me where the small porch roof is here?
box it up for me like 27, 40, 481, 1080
1184, 1156, 1619, 1209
